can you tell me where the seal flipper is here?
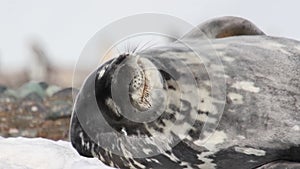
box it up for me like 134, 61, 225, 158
69, 111, 94, 158
184, 16, 265, 39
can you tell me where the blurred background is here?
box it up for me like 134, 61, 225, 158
0, 0, 299, 140
0, 0, 299, 87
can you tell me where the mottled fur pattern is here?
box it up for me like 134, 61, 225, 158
70, 17, 300, 169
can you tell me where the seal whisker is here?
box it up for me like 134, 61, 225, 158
138, 40, 159, 54
132, 40, 142, 55
115, 47, 121, 55
136, 40, 153, 54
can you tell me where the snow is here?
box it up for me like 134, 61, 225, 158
0, 137, 117, 169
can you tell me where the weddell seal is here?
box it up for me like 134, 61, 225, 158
70, 16, 300, 169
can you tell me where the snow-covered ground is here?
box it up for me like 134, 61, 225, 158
0, 137, 116, 169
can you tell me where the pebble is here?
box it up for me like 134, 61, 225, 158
8, 128, 19, 134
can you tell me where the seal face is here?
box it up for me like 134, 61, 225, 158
70, 16, 300, 169
95, 53, 171, 134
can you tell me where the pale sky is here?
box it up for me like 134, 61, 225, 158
0, 0, 299, 72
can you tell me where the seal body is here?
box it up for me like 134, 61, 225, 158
70, 17, 300, 169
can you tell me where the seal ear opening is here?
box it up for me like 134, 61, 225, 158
183, 16, 265, 39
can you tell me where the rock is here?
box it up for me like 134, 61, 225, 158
45, 85, 62, 97
18, 82, 46, 98
0, 85, 7, 94
3, 89, 19, 98
51, 88, 79, 99
19, 129, 38, 138
19, 92, 47, 116
22, 92, 44, 102
38, 81, 49, 90
8, 128, 19, 136
44, 88, 78, 120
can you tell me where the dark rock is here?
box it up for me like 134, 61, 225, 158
0, 85, 7, 94
52, 87, 79, 100
44, 101, 73, 120
38, 82, 49, 90
44, 87, 78, 120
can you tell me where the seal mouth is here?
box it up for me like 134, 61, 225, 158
103, 53, 165, 116
129, 58, 152, 111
